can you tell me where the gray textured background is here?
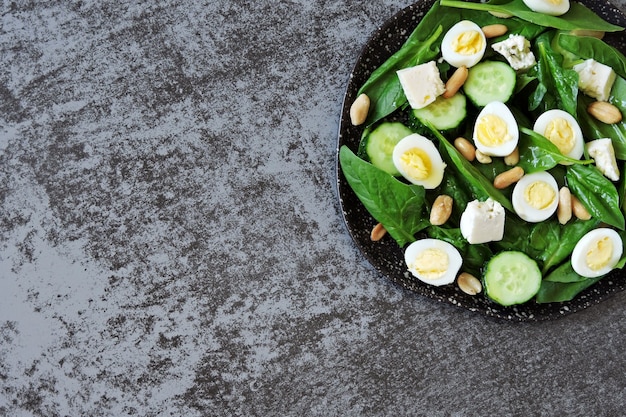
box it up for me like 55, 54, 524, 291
2, 1, 626, 416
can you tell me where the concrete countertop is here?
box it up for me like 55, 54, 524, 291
2, 1, 626, 415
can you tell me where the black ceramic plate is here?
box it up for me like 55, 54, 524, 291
337, 0, 626, 321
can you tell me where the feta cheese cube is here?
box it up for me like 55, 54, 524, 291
396, 61, 445, 110
460, 198, 505, 244
587, 138, 620, 181
573, 59, 616, 102
491, 34, 536, 71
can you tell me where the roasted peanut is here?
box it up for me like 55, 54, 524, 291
430, 195, 453, 226
587, 101, 622, 124
493, 166, 524, 189
504, 147, 519, 166
457, 272, 482, 295
443, 66, 469, 99
370, 222, 387, 241
571, 195, 592, 220
454, 137, 476, 161
482, 24, 508, 39
557, 186, 572, 225
475, 149, 492, 164
350, 93, 370, 126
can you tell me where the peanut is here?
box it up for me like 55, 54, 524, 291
557, 186, 572, 225
571, 195, 592, 220
370, 222, 387, 241
587, 101, 623, 124
350, 93, 370, 126
443, 66, 469, 99
493, 166, 524, 189
475, 149, 492, 164
454, 137, 476, 161
457, 272, 482, 295
482, 24, 508, 39
504, 147, 520, 166
430, 195, 453, 226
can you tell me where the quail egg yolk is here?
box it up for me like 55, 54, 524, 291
411, 248, 449, 280
399, 148, 432, 181
586, 237, 614, 271
475, 114, 512, 147
523, 181, 556, 210
524, 181, 556, 210
452, 30, 485, 56
544, 118, 575, 155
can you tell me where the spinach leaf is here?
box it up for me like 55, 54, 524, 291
557, 33, 626, 79
576, 78, 626, 160
339, 146, 429, 247
535, 262, 603, 303
427, 124, 514, 211
440, 0, 623, 32
540, 219, 601, 273
566, 164, 625, 229
517, 127, 592, 172
528, 32, 579, 116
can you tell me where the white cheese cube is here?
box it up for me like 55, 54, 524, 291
573, 59, 616, 102
587, 138, 620, 181
396, 61, 445, 110
460, 198, 505, 244
491, 34, 536, 71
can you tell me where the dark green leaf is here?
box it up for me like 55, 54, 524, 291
566, 164, 625, 229
557, 33, 626, 79
536, 261, 603, 303
339, 146, 430, 247
517, 127, 592, 172
440, 0, 623, 32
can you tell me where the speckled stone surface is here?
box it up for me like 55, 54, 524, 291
2, 1, 626, 416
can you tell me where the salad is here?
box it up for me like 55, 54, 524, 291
339, 0, 626, 309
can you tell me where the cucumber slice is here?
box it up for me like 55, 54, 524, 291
464, 61, 516, 107
411, 93, 467, 132
483, 251, 541, 306
364, 122, 413, 176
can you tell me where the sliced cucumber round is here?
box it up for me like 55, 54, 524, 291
411, 93, 467, 132
464, 61, 516, 107
483, 251, 541, 306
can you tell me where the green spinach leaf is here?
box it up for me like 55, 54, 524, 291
566, 164, 625, 229
339, 146, 430, 247
528, 32, 579, 116
440, 0, 623, 32
557, 33, 626, 79
517, 127, 592, 172
535, 261, 603, 303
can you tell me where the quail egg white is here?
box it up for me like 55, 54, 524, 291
392, 133, 446, 189
441, 20, 486, 68
404, 238, 463, 286
512, 171, 559, 222
472, 101, 519, 157
522, 0, 570, 16
533, 109, 584, 163
571, 228, 623, 278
